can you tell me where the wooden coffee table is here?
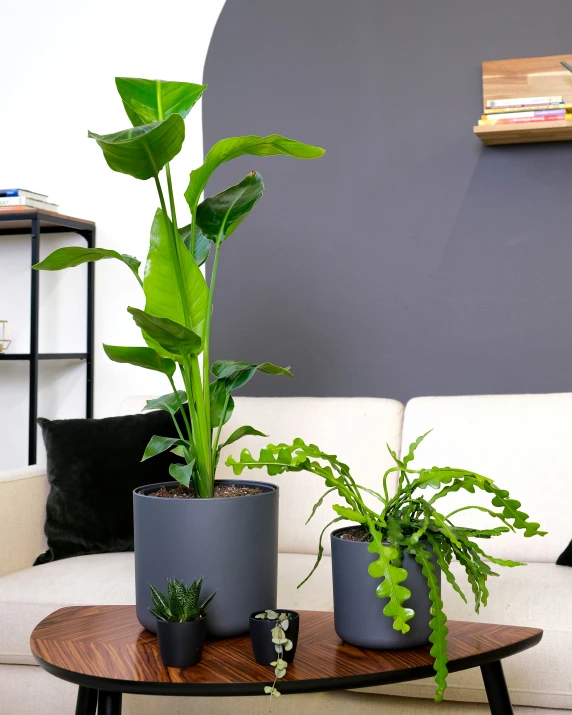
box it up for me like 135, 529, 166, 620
30, 606, 542, 715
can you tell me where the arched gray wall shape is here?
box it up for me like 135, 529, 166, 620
203, 0, 572, 402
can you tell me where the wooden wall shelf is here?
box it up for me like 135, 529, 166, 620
474, 54, 572, 146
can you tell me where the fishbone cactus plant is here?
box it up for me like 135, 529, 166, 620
227, 431, 546, 701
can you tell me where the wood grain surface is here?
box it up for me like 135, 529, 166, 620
475, 54, 572, 145
30, 606, 543, 696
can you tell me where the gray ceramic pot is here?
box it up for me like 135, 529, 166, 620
134, 480, 278, 638
331, 527, 440, 649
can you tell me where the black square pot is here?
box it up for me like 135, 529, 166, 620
249, 610, 300, 665
156, 618, 206, 668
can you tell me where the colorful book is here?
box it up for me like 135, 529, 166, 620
0, 188, 48, 201
0, 197, 59, 211
484, 103, 572, 115
481, 109, 567, 121
485, 95, 563, 109
478, 114, 572, 126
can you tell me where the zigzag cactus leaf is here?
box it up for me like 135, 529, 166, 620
407, 542, 449, 702
367, 528, 414, 633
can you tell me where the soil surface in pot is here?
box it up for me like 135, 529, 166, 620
149, 484, 264, 499
338, 526, 372, 542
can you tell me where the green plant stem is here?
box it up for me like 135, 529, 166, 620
168, 373, 193, 442
212, 391, 230, 458
180, 361, 209, 496
189, 355, 213, 494
202, 238, 222, 439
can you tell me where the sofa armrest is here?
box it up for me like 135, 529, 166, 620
0, 466, 49, 576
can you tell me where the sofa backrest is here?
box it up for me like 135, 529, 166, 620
401, 393, 571, 563
119, 395, 405, 556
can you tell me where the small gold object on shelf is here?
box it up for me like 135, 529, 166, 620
0, 320, 12, 353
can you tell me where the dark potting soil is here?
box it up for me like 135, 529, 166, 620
338, 526, 372, 542
149, 484, 264, 499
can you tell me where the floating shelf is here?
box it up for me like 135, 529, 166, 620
474, 54, 572, 146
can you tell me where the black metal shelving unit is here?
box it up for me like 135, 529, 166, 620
0, 209, 96, 464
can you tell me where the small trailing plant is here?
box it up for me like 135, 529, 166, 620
33, 77, 324, 499
149, 577, 216, 623
254, 610, 294, 697
227, 431, 546, 701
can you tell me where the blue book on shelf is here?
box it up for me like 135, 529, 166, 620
0, 188, 48, 200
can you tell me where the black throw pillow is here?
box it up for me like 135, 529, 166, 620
35, 409, 183, 565
557, 540, 572, 566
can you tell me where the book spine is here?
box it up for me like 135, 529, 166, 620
0, 197, 59, 210
0, 189, 20, 197
485, 95, 563, 109
479, 115, 571, 126
481, 109, 566, 120
484, 103, 571, 115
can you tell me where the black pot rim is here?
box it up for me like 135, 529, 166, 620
134, 479, 278, 500
249, 609, 300, 622
156, 616, 206, 626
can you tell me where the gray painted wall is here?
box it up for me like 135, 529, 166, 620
203, 0, 572, 402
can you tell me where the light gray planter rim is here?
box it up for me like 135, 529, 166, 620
134, 479, 278, 499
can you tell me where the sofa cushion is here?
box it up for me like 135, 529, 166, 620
401, 393, 572, 563
0, 551, 332, 666
36, 410, 184, 565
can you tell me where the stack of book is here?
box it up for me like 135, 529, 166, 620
478, 95, 572, 126
0, 188, 59, 212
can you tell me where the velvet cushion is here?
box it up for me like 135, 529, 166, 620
35, 410, 183, 565
557, 540, 572, 566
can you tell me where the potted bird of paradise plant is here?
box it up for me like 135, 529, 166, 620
34, 76, 324, 637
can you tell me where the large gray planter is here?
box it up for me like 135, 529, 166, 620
134, 480, 278, 638
331, 527, 440, 649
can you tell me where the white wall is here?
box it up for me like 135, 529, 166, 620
0, 0, 225, 469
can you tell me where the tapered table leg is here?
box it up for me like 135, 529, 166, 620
75, 686, 97, 715
481, 660, 514, 715
97, 691, 122, 715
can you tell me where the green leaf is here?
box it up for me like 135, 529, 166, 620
128, 307, 202, 358
184, 134, 325, 212
144, 209, 209, 340
407, 542, 449, 702
211, 360, 292, 392
33, 247, 141, 283
367, 528, 414, 634
102, 345, 175, 377
115, 77, 206, 126
180, 223, 211, 266
332, 504, 367, 524
426, 533, 467, 604
196, 171, 264, 241
142, 435, 181, 461
143, 390, 187, 414
88, 115, 185, 180
218, 425, 267, 450
305, 487, 337, 525
402, 430, 433, 468
210, 379, 235, 428
297, 516, 344, 589
482, 482, 547, 537
169, 461, 194, 488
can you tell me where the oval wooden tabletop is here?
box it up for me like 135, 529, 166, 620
30, 606, 542, 696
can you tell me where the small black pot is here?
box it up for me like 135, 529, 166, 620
156, 618, 206, 668
249, 610, 300, 665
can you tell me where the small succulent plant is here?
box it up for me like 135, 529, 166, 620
149, 577, 216, 623
255, 610, 294, 697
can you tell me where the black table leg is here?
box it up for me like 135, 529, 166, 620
481, 660, 514, 715
75, 686, 97, 715
97, 691, 122, 715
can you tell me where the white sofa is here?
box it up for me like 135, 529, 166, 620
0, 394, 571, 715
